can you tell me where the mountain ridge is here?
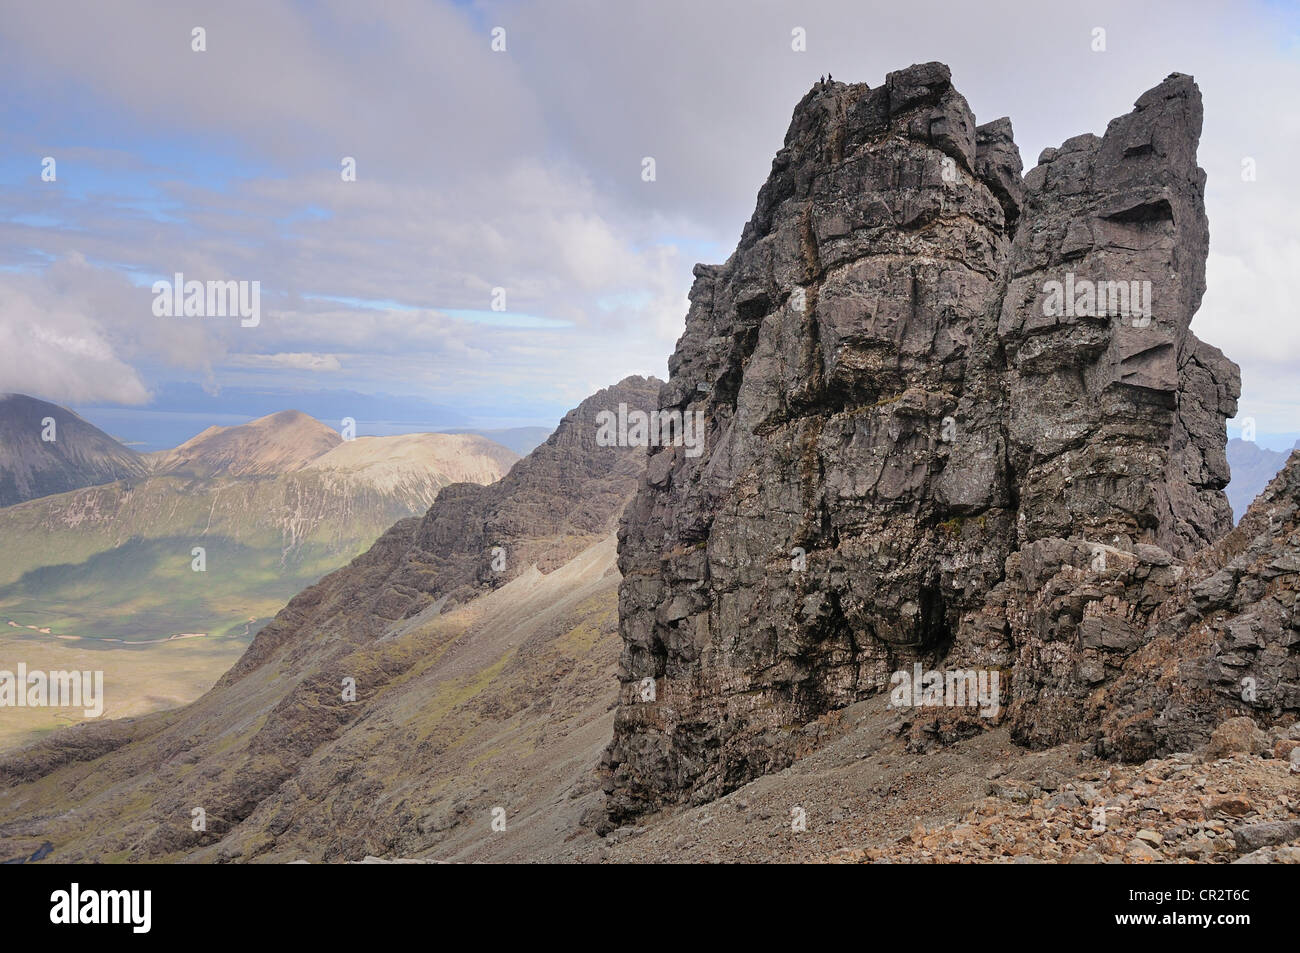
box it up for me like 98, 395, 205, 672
0, 376, 659, 861
0, 402, 523, 750
3, 66, 1298, 866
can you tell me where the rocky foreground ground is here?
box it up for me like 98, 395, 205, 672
834, 718, 1300, 864
587, 707, 1299, 865
337, 703, 1298, 864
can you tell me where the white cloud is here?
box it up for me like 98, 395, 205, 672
227, 352, 342, 371
0, 256, 221, 404
1, 0, 1297, 429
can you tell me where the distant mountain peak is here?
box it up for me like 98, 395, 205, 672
151, 409, 342, 478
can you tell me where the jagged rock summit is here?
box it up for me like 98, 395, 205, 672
604, 64, 1263, 823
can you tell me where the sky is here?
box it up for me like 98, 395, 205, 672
0, 0, 1297, 450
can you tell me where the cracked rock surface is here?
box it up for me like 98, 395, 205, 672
603, 64, 1272, 824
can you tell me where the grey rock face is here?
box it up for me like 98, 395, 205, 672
604, 64, 1252, 822
1233, 820, 1300, 853
1086, 449, 1300, 760
1000, 73, 1237, 557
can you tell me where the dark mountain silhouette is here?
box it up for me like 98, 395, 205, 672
0, 394, 147, 507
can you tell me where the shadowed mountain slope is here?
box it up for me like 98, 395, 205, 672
0, 394, 147, 507
0, 416, 520, 749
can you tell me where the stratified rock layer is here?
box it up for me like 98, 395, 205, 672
604, 64, 1252, 821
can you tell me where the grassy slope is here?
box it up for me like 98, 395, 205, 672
0, 471, 453, 749
0, 537, 622, 862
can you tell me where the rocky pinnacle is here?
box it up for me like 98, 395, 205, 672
603, 63, 1253, 823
